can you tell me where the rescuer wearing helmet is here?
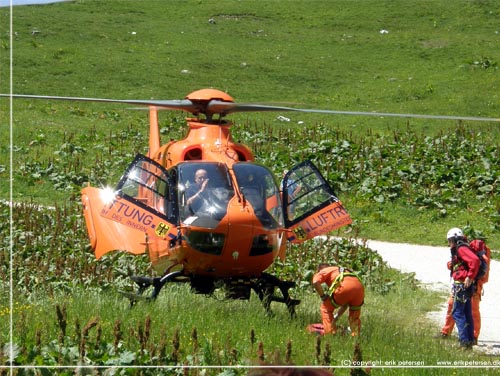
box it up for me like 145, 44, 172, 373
446, 227, 480, 349
440, 237, 490, 344
312, 264, 364, 336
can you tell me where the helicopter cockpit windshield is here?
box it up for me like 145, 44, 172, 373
114, 156, 284, 232
178, 162, 235, 226
233, 163, 283, 229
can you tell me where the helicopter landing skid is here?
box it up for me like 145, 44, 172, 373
251, 272, 301, 317
124, 271, 186, 306
126, 271, 300, 316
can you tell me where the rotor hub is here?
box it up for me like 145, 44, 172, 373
185, 89, 234, 103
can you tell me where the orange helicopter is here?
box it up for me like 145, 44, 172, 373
4, 88, 498, 314
84, 88, 353, 315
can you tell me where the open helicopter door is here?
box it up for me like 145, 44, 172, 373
282, 161, 352, 243
82, 154, 179, 260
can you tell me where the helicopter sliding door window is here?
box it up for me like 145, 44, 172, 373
233, 163, 283, 229
282, 161, 340, 228
115, 154, 178, 224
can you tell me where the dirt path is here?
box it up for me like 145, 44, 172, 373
366, 240, 500, 354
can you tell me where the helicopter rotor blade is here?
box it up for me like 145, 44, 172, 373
0, 94, 201, 113
211, 101, 500, 123
2, 93, 498, 123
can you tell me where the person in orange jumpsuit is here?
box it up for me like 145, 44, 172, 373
440, 239, 490, 343
312, 263, 364, 336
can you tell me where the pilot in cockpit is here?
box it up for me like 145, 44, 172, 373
186, 168, 210, 213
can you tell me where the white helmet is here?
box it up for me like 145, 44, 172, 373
447, 227, 464, 241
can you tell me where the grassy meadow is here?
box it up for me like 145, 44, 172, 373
1, 0, 500, 374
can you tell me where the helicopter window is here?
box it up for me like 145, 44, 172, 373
233, 163, 283, 229
177, 162, 235, 226
282, 161, 339, 226
116, 155, 177, 223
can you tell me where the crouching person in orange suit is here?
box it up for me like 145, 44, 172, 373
312, 263, 365, 336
